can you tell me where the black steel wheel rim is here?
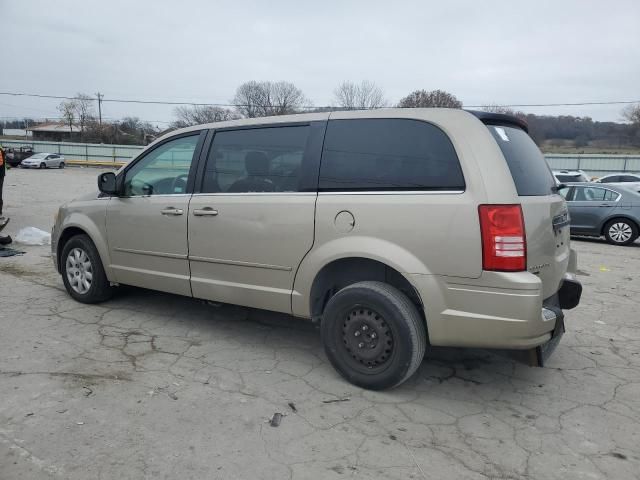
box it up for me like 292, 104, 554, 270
341, 307, 394, 372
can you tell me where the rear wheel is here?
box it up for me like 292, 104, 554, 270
39, 162, 46, 169
59, 162, 65, 169
604, 219, 638, 246
321, 281, 426, 390
61, 234, 113, 303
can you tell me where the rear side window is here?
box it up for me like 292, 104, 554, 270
573, 186, 619, 202
489, 126, 556, 196
202, 126, 310, 193
319, 119, 464, 191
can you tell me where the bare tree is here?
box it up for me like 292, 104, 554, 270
480, 103, 516, 115
397, 89, 462, 108
119, 116, 158, 143
622, 104, 640, 125
270, 81, 309, 115
333, 81, 386, 110
74, 93, 95, 140
171, 105, 239, 128
481, 103, 528, 120
232, 81, 309, 118
57, 100, 77, 134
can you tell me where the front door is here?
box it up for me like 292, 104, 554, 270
188, 124, 319, 313
106, 133, 202, 296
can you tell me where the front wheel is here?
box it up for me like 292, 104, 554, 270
604, 219, 638, 246
61, 234, 114, 303
39, 162, 46, 169
321, 281, 426, 390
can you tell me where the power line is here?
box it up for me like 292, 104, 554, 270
0, 90, 638, 109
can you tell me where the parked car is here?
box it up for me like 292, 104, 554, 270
558, 182, 640, 245
593, 173, 640, 193
21, 153, 66, 169
4, 146, 34, 167
553, 170, 590, 183
51, 109, 581, 389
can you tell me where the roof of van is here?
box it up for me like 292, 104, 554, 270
151, 108, 529, 148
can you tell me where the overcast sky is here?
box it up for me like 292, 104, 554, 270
1, 0, 638, 125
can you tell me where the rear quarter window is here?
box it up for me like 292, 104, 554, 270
489, 125, 556, 196
319, 119, 465, 191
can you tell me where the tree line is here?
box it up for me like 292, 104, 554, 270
3, 81, 639, 148
171, 80, 640, 149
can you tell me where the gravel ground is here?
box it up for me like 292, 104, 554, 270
1, 167, 639, 479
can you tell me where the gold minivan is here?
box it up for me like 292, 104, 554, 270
52, 108, 582, 389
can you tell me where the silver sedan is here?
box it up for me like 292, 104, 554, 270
559, 183, 640, 245
20, 153, 66, 169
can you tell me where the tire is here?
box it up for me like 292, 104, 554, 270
59, 162, 65, 169
321, 281, 426, 390
604, 218, 638, 246
61, 234, 114, 303
39, 162, 46, 169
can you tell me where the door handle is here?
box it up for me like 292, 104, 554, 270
161, 207, 184, 216
599, 204, 612, 207
193, 207, 218, 216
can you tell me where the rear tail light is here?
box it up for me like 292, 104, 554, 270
478, 204, 526, 271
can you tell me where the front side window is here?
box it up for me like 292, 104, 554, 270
123, 134, 199, 196
319, 119, 464, 191
201, 125, 310, 193
599, 175, 619, 183
558, 186, 572, 199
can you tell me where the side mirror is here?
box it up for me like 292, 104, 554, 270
98, 172, 118, 195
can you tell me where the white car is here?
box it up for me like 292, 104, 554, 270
594, 173, 640, 193
21, 153, 66, 169
552, 170, 590, 184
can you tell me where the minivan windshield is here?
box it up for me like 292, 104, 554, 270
488, 125, 556, 196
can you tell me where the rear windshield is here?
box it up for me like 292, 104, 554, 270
488, 125, 556, 196
556, 174, 587, 183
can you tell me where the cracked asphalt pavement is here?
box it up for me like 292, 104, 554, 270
1, 167, 640, 479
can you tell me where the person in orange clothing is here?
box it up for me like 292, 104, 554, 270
0, 145, 8, 230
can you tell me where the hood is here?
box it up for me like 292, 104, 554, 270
71, 191, 102, 202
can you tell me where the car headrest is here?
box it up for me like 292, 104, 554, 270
245, 151, 269, 176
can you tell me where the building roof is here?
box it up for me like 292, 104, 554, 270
26, 123, 84, 133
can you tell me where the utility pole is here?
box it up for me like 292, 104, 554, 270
96, 92, 103, 125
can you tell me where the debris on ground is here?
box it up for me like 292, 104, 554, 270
15, 227, 51, 246
270, 412, 283, 427
83, 386, 93, 397
287, 402, 297, 413
155, 386, 178, 400
322, 398, 350, 404
0, 246, 24, 257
